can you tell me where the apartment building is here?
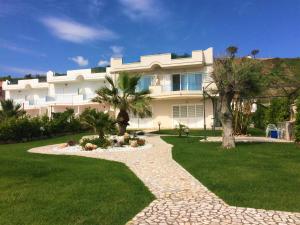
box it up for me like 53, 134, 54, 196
3, 47, 216, 129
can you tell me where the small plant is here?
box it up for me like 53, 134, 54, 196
175, 123, 189, 137
67, 140, 76, 146
137, 138, 145, 146
80, 137, 111, 150
80, 108, 116, 139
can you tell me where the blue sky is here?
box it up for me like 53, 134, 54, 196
0, 0, 299, 77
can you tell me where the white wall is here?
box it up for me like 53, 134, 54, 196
8, 89, 48, 104
49, 80, 106, 99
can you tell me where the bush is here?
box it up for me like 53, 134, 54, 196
0, 108, 85, 143
252, 104, 267, 129
0, 116, 43, 142
67, 140, 77, 146
252, 98, 291, 130
265, 98, 290, 125
175, 123, 189, 137
50, 108, 82, 134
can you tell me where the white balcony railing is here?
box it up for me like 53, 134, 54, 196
53, 94, 84, 104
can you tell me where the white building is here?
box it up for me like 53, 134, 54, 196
3, 48, 217, 129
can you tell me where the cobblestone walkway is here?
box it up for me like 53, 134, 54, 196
29, 136, 300, 225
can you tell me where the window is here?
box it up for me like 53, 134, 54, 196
173, 106, 180, 118
172, 74, 180, 91
173, 104, 203, 118
172, 73, 202, 91
196, 105, 204, 117
180, 105, 187, 117
188, 105, 195, 117
136, 75, 153, 91
188, 74, 202, 90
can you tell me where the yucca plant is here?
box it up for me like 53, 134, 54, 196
80, 108, 116, 139
0, 99, 26, 120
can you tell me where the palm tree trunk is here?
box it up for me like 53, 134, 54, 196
117, 109, 129, 135
98, 130, 104, 140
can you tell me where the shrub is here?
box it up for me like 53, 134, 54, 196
136, 138, 145, 146
0, 116, 43, 142
67, 140, 77, 146
252, 104, 267, 129
175, 123, 189, 137
80, 108, 116, 139
0, 108, 85, 143
265, 98, 290, 125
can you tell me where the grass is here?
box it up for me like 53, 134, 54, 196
163, 136, 300, 212
0, 133, 154, 225
152, 127, 265, 137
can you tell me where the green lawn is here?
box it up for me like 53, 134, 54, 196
152, 127, 265, 137
163, 136, 300, 212
0, 133, 154, 225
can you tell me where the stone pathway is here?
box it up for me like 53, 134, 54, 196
29, 136, 300, 225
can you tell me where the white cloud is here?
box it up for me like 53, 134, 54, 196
110, 45, 124, 58
40, 17, 117, 43
0, 65, 46, 75
119, 0, 163, 20
97, 59, 109, 66
69, 56, 89, 66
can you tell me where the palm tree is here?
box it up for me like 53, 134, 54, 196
0, 99, 25, 120
226, 46, 238, 58
251, 49, 260, 58
80, 108, 116, 139
93, 72, 152, 135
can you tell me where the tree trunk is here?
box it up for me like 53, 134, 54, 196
98, 130, 104, 140
117, 109, 129, 135
222, 117, 235, 149
219, 93, 235, 149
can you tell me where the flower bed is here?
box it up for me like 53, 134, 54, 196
55, 133, 152, 153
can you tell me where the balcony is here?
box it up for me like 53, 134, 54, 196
2, 79, 49, 91
137, 73, 212, 99
47, 69, 107, 83
149, 85, 203, 99
13, 98, 47, 108
46, 93, 97, 105
110, 48, 213, 73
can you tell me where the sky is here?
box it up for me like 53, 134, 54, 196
0, 0, 299, 77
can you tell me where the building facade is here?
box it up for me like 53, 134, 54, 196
0, 80, 5, 100
3, 48, 216, 129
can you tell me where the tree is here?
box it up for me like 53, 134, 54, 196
0, 99, 26, 120
251, 49, 260, 58
226, 46, 238, 58
80, 108, 116, 139
211, 47, 262, 149
93, 72, 152, 135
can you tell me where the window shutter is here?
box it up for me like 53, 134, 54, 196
196, 105, 204, 117
180, 105, 187, 118
173, 106, 180, 118
188, 105, 196, 117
